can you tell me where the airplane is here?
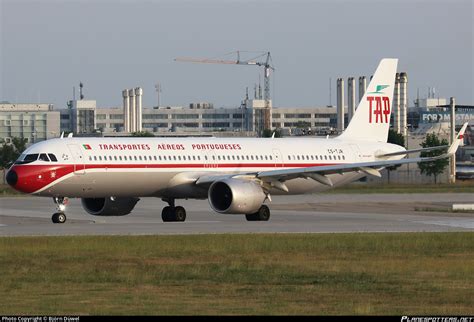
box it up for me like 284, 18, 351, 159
5, 59, 468, 224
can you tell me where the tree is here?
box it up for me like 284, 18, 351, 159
417, 133, 449, 184
131, 131, 155, 137
262, 129, 282, 138
0, 137, 28, 169
386, 129, 405, 183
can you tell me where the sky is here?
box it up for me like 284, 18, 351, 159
0, 0, 473, 110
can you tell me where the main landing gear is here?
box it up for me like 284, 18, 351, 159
161, 198, 186, 222
52, 197, 68, 224
245, 205, 271, 221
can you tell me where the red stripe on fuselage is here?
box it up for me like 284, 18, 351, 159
9, 162, 338, 194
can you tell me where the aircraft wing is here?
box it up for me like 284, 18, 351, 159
195, 122, 468, 190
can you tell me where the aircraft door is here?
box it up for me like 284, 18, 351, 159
272, 149, 283, 168
67, 144, 86, 174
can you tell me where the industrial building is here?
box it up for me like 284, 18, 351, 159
0, 103, 60, 143
59, 97, 341, 136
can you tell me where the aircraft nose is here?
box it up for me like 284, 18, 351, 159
6, 169, 18, 186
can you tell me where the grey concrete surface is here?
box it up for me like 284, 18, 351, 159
0, 193, 473, 236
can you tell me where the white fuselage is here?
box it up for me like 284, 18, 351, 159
10, 136, 405, 199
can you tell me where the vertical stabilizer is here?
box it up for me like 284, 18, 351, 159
338, 59, 398, 142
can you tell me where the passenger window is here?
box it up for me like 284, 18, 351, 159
325, 155, 328, 160
342, 155, 345, 160
251, 156, 254, 160
94, 156, 97, 161
109, 156, 113, 161
269, 155, 273, 160
311, 155, 314, 160
297, 155, 300, 160
89, 156, 92, 161
159, 156, 162, 161
119, 156, 122, 161
193, 156, 196, 161
197, 156, 201, 160
48, 154, 58, 162
218, 156, 221, 161
99, 156, 102, 161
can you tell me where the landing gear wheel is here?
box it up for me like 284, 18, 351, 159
52, 212, 66, 224
161, 205, 187, 222
161, 198, 187, 222
245, 213, 258, 221
161, 206, 173, 222
174, 206, 186, 222
245, 205, 270, 222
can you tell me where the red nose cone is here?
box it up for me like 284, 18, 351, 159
9, 164, 75, 194
6, 168, 18, 186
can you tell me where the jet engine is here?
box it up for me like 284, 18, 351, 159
81, 197, 140, 216
208, 179, 266, 214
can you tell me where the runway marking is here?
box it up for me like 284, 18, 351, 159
0, 224, 7, 227
416, 220, 474, 229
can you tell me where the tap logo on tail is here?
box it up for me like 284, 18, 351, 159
367, 96, 391, 124
368, 84, 390, 95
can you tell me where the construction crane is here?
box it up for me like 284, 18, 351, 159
175, 51, 274, 134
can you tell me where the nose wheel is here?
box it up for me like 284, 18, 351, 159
52, 197, 68, 224
52, 212, 67, 224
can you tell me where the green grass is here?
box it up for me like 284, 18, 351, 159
0, 233, 473, 315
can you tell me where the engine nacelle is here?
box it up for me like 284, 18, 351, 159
208, 179, 266, 214
81, 197, 140, 216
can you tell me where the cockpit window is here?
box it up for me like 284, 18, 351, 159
15, 153, 39, 164
14, 153, 58, 164
39, 153, 50, 162
48, 154, 58, 162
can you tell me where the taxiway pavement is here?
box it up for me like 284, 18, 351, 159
0, 193, 473, 236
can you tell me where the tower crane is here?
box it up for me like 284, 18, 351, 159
175, 51, 274, 134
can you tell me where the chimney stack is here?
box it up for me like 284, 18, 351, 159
128, 89, 136, 132
347, 77, 356, 123
358, 76, 366, 103
122, 90, 130, 132
135, 87, 143, 132
336, 78, 345, 132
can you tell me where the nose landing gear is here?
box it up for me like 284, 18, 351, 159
52, 197, 68, 224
